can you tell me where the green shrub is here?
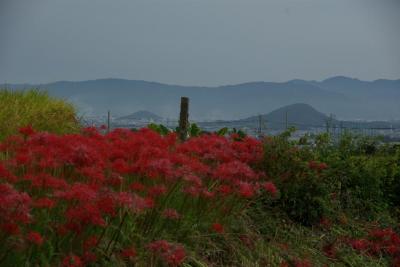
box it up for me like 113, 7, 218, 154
260, 129, 400, 226
0, 89, 80, 140
261, 129, 331, 225
317, 134, 400, 216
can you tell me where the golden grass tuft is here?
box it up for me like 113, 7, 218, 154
0, 89, 80, 140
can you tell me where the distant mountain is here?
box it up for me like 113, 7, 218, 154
2, 76, 399, 121
116, 110, 162, 121
200, 103, 400, 131
241, 103, 332, 129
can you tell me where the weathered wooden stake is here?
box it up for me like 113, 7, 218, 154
107, 110, 111, 133
179, 97, 189, 141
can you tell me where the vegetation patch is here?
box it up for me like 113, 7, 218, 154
0, 89, 79, 140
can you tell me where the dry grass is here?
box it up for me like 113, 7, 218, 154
0, 89, 80, 140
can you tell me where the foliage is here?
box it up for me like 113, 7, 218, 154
0, 89, 79, 140
261, 128, 331, 225
260, 129, 400, 225
147, 123, 171, 136
1, 121, 400, 266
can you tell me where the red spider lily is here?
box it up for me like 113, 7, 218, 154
308, 160, 328, 171
33, 197, 56, 209
61, 254, 84, 267
82, 251, 97, 264
148, 185, 167, 197
164, 245, 186, 267
182, 186, 201, 197
323, 243, 336, 259
0, 127, 268, 265
217, 184, 233, 196
147, 240, 185, 266
263, 181, 277, 197
319, 217, 331, 229
18, 125, 35, 137
349, 239, 370, 251
65, 203, 106, 229
238, 182, 255, 198
239, 235, 254, 248
346, 227, 400, 263
26, 231, 44, 246
147, 240, 171, 253
201, 188, 215, 199
211, 223, 224, 233
1, 223, 20, 235
129, 182, 146, 192
214, 160, 257, 182
120, 246, 137, 258
294, 259, 312, 267
162, 208, 181, 220
0, 183, 31, 225
83, 235, 99, 251
55, 183, 97, 202
0, 163, 17, 183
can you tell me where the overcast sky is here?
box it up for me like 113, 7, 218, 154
0, 0, 399, 86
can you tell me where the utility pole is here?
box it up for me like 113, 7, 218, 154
340, 121, 343, 137
179, 97, 189, 141
285, 110, 288, 130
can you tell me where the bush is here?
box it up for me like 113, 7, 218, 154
0, 89, 79, 140
261, 129, 331, 225
260, 130, 400, 226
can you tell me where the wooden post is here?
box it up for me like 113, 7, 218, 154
107, 110, 111, 133
179, 97, 189, 141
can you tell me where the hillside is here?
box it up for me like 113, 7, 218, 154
242, 103, 331, 129
2, 77, 400, 121
116, 110, 162, 121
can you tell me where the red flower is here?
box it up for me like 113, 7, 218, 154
217, 185, 232, 196
147, 240, 171, 253
294, 259, 312, 267
308, 160, 328, 171
147, 240, 185, 266
165, 245, 186, 266
1, 223, 20, 235
238, 182, 254, 198
121, 246, 137, 258
26, 231, 44, 246
33, 197, 55, 209
148, 185, 167, 197
319, 217, 331, 229
162, 208, 181, 220
61, 254, 83, 267
83, 235, 99, 250
263, 181, 277, 196
211, 223, 224, 233
350, 239, 369, 251
82, 251, 97, 263
19, 125, 35, 136
323, 243, 336, 259
129, 182, 145, 192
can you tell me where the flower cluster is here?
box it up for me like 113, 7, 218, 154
347, 227, 400, 265
0, 127, 276, 266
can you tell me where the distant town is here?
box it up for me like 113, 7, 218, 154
84, 103, 400, 142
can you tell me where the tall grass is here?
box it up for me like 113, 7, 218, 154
0, 89, 79, 140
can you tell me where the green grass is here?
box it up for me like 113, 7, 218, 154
0, 89, 80, 140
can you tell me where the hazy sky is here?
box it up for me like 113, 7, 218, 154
0, 0, 399, 86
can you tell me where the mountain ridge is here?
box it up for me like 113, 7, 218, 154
2, 76, 399, 121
